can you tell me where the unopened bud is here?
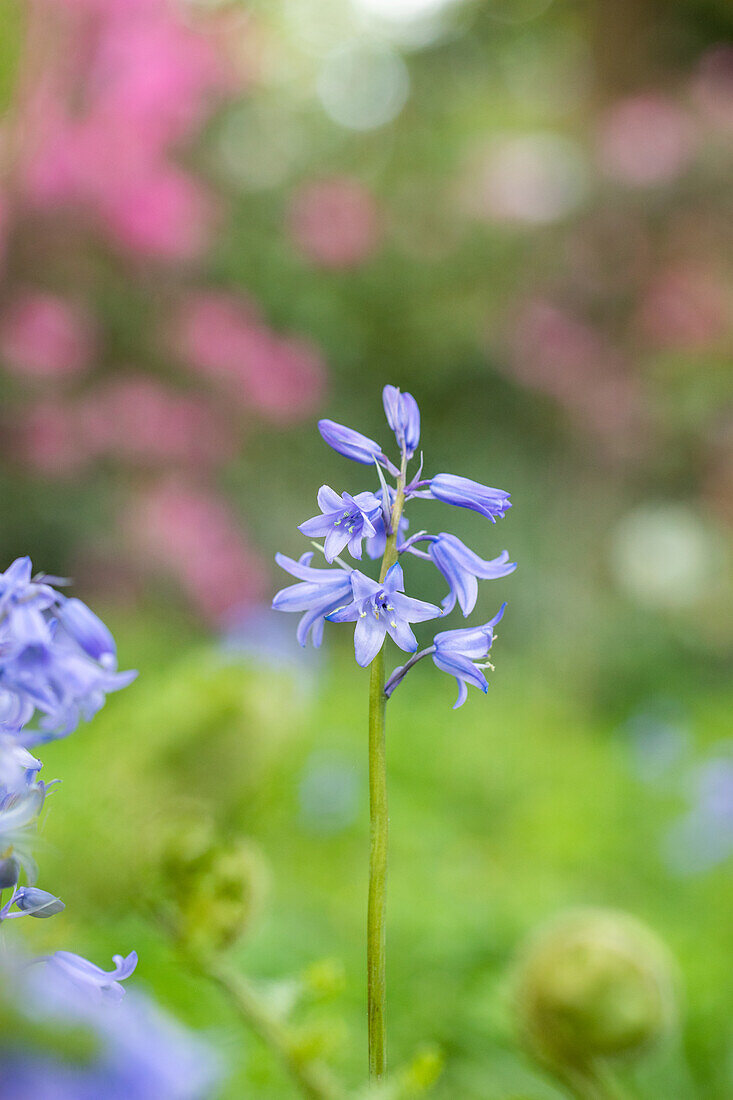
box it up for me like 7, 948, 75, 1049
515, 908, 677, 1069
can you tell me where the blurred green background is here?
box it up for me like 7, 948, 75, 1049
1, 0, 732, 1095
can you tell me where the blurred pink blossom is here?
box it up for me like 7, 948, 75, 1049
78, 375, 235, 466
503, 298, 646, 447
17, 401, 90, 477
691, 45, 733, 131
288, 177, 380, 268
124, 479, 267, 620
598, 95, 696, 186
637, 265, 730, 351
21, 0, 227, 262
0, 292, 95, 379
99, 168, 216, 261
171, 292, 326, 421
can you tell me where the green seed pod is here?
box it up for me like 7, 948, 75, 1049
515, 908, 677, 1070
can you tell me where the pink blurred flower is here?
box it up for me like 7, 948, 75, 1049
637, 265, 730, 351
124, 479, 267, 619
288, 177, 380, 268
171, 292, 326, 421
78, 375, 235, 466
691, 45, 733, 132
503, 298, 646, 447
598, 95, 696, 187
88, 8, 227, 152
17, 401, 89, 477
0, 293, 95, 379
99, 168, 216, 261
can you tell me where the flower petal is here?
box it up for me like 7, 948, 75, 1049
354, 614, 386, 667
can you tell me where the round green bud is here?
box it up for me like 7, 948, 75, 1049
173, 837, 270, 955
515, 908, 677, 1068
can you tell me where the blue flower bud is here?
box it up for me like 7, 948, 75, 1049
318, 419, 383, 465
57, 597, 117, 662
382, 385, 420, 457
14, 887, 65, 918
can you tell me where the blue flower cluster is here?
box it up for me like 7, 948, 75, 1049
0, 559, 218, 1099
274, 386, 516, 707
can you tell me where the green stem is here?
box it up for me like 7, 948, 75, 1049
202, 957, 343, 1100
367, 460, 406, 1082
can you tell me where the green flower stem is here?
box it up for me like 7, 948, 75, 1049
367, 458, 406, 1082
202, 957, 343, 1100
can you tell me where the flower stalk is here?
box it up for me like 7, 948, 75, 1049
202, 958, 343, 1100
367, 457, 406, 1081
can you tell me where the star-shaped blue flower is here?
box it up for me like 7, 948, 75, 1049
298, 486, 381, 562
328, 563, 442, 668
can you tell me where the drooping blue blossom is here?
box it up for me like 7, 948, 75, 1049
298, 486, 381, 562
272, 552, 353, 647
56, 597, 117, 662
382, 385, 420, 458
427, 533, 516, 615
431, 604, 505, 708
429, 473, 511, 522
0, 557, 137, 743
327, 563, 442, 667
318, 419, 384, 466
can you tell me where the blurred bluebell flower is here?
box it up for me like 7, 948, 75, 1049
45, 950, 138, 1004
318, 418, 384, 465
427, 533, 516, 615
382, 385, 420, 458
272, 552, 353, 647
56, 597, 117, 663
0, 562, 137, 742
327, 562, 442, 667
432, 605, 505, 708
429, 473, 511, 522
0, 950, 221, 1100
0, 744, 46, 884
298, 485, 381, 562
